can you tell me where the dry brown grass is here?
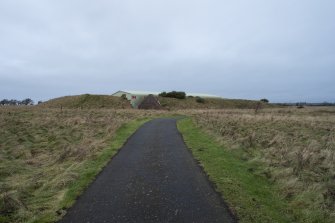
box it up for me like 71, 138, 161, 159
183, 107, 335, 222
2, 105, 334, 222
0, 107, 168, 222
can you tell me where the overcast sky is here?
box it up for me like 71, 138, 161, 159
0, 0, 334, 102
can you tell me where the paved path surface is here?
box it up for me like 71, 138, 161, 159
59, 118, 235, 223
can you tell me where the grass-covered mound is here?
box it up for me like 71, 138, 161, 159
39, 94, 131, 109
158, 96, 272, 110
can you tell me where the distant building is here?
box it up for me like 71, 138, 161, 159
112, 90, 160, 108
112, 90, 221, 108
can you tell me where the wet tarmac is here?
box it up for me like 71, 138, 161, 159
59, 118, 236, 223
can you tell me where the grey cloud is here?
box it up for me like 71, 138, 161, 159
0, 0, 334, 102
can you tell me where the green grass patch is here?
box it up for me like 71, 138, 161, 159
177, 118, 294, 223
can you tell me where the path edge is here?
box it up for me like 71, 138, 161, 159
55, 118, 152, 222
175, 117, 238, 223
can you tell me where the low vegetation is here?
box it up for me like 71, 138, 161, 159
38, 94, 131, 109
260, 98, 269, 103
182, 107, 335, 222
0, 107, 165, 222
195, 97, 205, 103
159, 96, 271, 110
1, 98, 34, 106
159, 91, 186, 99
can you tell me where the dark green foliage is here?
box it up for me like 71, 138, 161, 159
260, 98, 269, 103
196, 97, 205, 103
0, 98, 34, 106
159, 92, 167, 97
159, 91, 186, 99
121, 94, 127, 100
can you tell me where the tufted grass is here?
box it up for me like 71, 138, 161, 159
0, 107, 167, 223
179, 107, 335, 223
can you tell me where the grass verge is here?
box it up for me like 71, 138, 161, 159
34, 117, 151, 223
177, 118, 294, 223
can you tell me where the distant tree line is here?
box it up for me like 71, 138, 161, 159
0, 98, 34, 106
274, 102, 335, 107
159, 91, 186, 99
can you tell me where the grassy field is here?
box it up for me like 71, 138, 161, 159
1, 105, 334, 223
0, 107, 167, 222
181, 107, 335, 222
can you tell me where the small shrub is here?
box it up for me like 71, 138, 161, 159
260, 98, 269, 103
159, 91, 186, 99
196, 97, 205, 103
0, 191, 24, 214
121, 94, 127, 100
158, 92, 167, 97
255, 102, 262, 113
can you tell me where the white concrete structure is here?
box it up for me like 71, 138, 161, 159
112, 90, 159, 108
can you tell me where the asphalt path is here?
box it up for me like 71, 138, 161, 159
59, 118, 236, 223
